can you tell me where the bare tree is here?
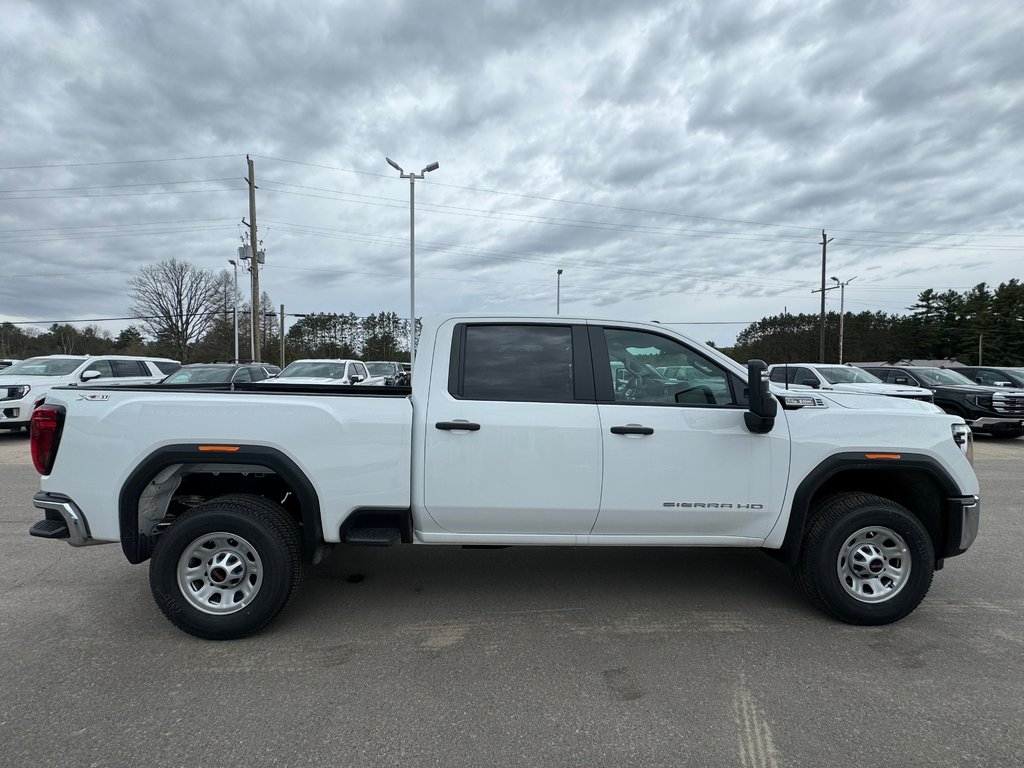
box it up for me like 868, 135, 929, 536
128, 258, 226, 361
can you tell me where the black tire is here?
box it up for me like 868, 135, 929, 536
796, 492, 934, 625
988, 429, 1024, 440
149, 494, 304, 640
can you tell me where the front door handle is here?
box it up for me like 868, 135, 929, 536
610, 425, 654, 436
436, 421, 481, 431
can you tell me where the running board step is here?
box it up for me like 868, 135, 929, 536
344, 527, 401, 546
30, 518, 70, 539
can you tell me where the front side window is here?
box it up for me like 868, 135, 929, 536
602, 328, 733, 406
459, 324, 574, 402
232, 367, 253, 383
83, 360, 114, 378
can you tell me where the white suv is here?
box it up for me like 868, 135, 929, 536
0, 355, 180, 432
768, 363, 934, 402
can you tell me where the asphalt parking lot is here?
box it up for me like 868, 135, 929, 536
1, 431, 1021, 768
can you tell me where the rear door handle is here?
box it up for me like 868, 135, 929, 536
610, 425, 654, 436
435, 421, 481, 431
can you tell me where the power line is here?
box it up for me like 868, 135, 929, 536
0, 154, 244, 171
0, 178, 237, 194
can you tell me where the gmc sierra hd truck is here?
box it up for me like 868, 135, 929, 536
28, 315, 979, 640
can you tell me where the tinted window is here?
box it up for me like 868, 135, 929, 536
232, 367, 252, 383
769, 368, 788, 383
112, 360, 149, 377
153, 361, 181, 375
460, 325, 574, 402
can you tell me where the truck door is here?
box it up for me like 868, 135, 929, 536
590, 325, 789, 540
422, 322, 602, 535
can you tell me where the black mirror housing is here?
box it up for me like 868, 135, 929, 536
744, 359, 777, 434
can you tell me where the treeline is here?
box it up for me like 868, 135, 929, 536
0, 311, 415, 364
730, 281, 1024, 366
3, 257, 1021, 368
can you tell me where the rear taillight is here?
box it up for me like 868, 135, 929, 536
31, 406, 65, 475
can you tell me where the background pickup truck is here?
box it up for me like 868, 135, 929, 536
29, 315, 979, 639
863, 365, 1024, 439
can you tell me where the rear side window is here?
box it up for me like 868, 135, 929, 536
112, 360, 149, 377
458, 324, 574, 402
153, 361, 181, 375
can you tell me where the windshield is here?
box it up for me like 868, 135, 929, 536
910, 368, 976, 386
163, 366, 235, 384
817, 366, 884, 385
365, 363, 393, 376
0, 357, 83, 376
278, 361, 347, 379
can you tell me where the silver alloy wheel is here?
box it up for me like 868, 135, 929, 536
176, 531, 264, 615
837, 525, 911, 603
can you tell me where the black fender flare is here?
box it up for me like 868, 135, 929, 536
118, 444, 323, 564
774, 452, 961, 566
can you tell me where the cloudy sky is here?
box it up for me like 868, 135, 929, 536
2, 0, 1023, 346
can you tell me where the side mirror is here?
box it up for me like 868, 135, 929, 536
744, 360, 777, 434
81, 370, 102, 381
798, 378, 820, 389
350, 374, 363, 384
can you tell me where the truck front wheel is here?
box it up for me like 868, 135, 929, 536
796, 493, 934, 625
149, 494, 304, 640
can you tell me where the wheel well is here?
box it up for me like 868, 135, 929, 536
775, 457, 957, 567
809, 469, 947, 553
120, 446, 323, 564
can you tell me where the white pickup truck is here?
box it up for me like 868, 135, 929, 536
28, 315, 980, 640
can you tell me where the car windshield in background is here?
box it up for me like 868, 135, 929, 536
278, 362, 346, 379
365, 363, 394, 376
818, 366, 884, 385
912, 368, 977, 386
163, 366, 235, 384
0, 357, 82, 376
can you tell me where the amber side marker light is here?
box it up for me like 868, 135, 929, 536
865, 453, 902, 460
197, 445, 241, 453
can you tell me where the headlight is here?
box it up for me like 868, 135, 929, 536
952, 423, 974, 465
8, 385, 30, 398
971, 394, 993, 408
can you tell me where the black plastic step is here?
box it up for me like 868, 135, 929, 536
344, 527, 401, 547
30, 518, 69, 539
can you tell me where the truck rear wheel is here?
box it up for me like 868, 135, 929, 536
796, 492, 934, 625
149, 494, 303, 640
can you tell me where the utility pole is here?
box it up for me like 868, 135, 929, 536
245, 155, 261, 362
556, 269, 563, 314
280, 304, 286, 370
813, 230, 834, 363
830, 275, 857, 363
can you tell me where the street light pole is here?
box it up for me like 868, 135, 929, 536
556, 269, 563, 314
228, 259, 240, 363
830, 275, 857, 363
386, 157, 439, 374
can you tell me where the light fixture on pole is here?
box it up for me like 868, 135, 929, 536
830, 275, 857, 363
228, 259, 240, 363
556, 269, 563, 314
386, 156, 439, 373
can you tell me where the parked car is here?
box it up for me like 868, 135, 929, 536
0, 354, 179, 432
161, 363, 278, 385
860, 365, 1024, 438
272, 358, 386, 386
365, 361, 410, 386
952, 366, 1024, 388
768, 363, 933, 402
